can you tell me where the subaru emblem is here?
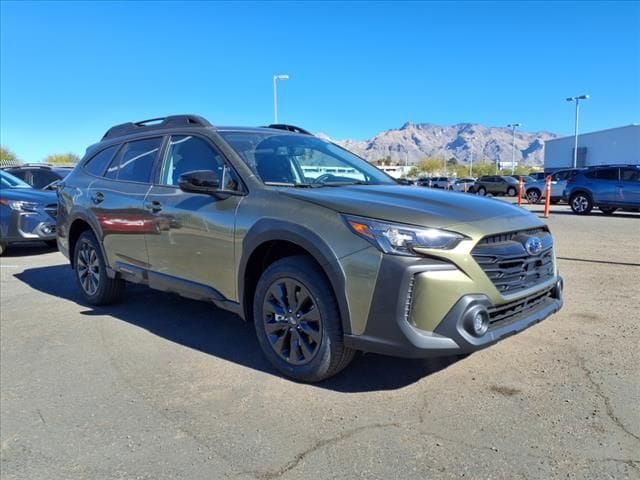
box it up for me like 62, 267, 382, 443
524, 236, 543, 256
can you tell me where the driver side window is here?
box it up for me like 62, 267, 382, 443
161, 135, 239, 190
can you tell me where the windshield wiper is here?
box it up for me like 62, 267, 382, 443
318, 181, 373, 187
263, 182, 323, 188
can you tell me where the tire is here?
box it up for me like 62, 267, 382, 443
253, 255, 355, 382
477, 186, 486, 196
0, 241, 6, 256
570, 192, 593, 215
73, 231, 124, 305
507, 186, 517, 197
600, 206, 617, 215
45, 239, 58, 249
526, 189, 541, 204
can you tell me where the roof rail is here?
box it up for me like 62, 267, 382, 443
102, 114, 213, 140
265, 124, 313, 135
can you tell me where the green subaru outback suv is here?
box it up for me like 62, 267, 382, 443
57, 115, 563, 382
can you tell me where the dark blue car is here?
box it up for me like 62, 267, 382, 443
563, 165, 640, 215
0, 170, 58, 255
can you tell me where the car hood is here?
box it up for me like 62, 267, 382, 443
0, 188, 57, 204
280, 185, 537, 231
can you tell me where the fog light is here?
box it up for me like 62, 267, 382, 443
472, 310, 489, 336
42, 225, 53, 235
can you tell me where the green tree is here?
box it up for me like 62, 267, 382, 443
0, 146, 21, 166
404, 166, 421, 178
44, 153, 80, 165
447, 157, 458, 166
417, 157, 442, 174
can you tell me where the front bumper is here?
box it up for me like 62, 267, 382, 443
344, 254, 563, 358
0, 210, 57, 243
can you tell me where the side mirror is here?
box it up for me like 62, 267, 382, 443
178, 170, 219, 195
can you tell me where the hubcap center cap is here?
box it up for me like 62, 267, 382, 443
288, 316, 297, 325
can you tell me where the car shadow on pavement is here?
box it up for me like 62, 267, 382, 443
2, 242, 58, 257
15, 264, 462, 392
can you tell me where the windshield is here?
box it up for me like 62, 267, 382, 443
0, 170, 32, 189
219, 131, 396, 186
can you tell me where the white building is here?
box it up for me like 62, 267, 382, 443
376, 165, 412, 178
544, 124, 639, 171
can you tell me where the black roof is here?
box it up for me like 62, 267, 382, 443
100, 114, 313, 141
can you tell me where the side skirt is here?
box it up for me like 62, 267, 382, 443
113, 261, 243, 317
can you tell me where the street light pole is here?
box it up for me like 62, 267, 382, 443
273, 74, 289, 123
566, 95, 589, 168
469, 137, 475, 177
506, 123, 521, 175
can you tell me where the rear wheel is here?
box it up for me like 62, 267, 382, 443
73, 231, 124, 305
507, 186, 517, 197
570, 192, 593, 215
600, 206, 617, 215
253, 256, 355, 382
526, 189, 541, 204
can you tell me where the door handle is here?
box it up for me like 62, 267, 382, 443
145, 200, 163, 213
91, 192, 104, 204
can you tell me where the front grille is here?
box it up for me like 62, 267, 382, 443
472, 229, 555, 294
488, 286, 555, 327
477, 228, 545, 245
44, 204, 58, 219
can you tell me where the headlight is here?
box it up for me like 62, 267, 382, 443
8, 200, 40, 211
344, 215, 465, 256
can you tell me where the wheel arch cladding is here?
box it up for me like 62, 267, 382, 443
239, 220, 351, 334
68, 214, 107, 269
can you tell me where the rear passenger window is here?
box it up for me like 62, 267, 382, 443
105, 137, 162, 183
85, 145, 119, 177
31, 171, 59, 189
596, 168, 619, 181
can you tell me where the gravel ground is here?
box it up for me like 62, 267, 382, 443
1, 202, 639, 480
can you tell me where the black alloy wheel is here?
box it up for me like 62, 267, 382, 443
262, 278, 322, 365
253, 256, 355, 382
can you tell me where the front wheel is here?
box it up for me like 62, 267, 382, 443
477, 186, 486, 196
570, 193, 593, 215
253, 256, 355, 382
73, 231, 124, 305
507, 186, 517, 197
0, 241, 6, 256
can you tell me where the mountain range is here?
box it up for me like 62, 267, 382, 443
319, 122, 560, 167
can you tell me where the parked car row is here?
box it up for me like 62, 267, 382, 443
404, 166, 640, 216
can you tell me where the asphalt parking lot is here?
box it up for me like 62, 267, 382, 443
1, 202, 639, 480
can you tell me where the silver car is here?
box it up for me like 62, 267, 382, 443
524, 169, 582, 204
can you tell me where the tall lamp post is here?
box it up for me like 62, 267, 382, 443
506, 123, 521, 175
468, 136, 475, 177
273, 74, 290, 123
566, 94, 589, 168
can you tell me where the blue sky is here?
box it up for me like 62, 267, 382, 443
1, 0, 639, 162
